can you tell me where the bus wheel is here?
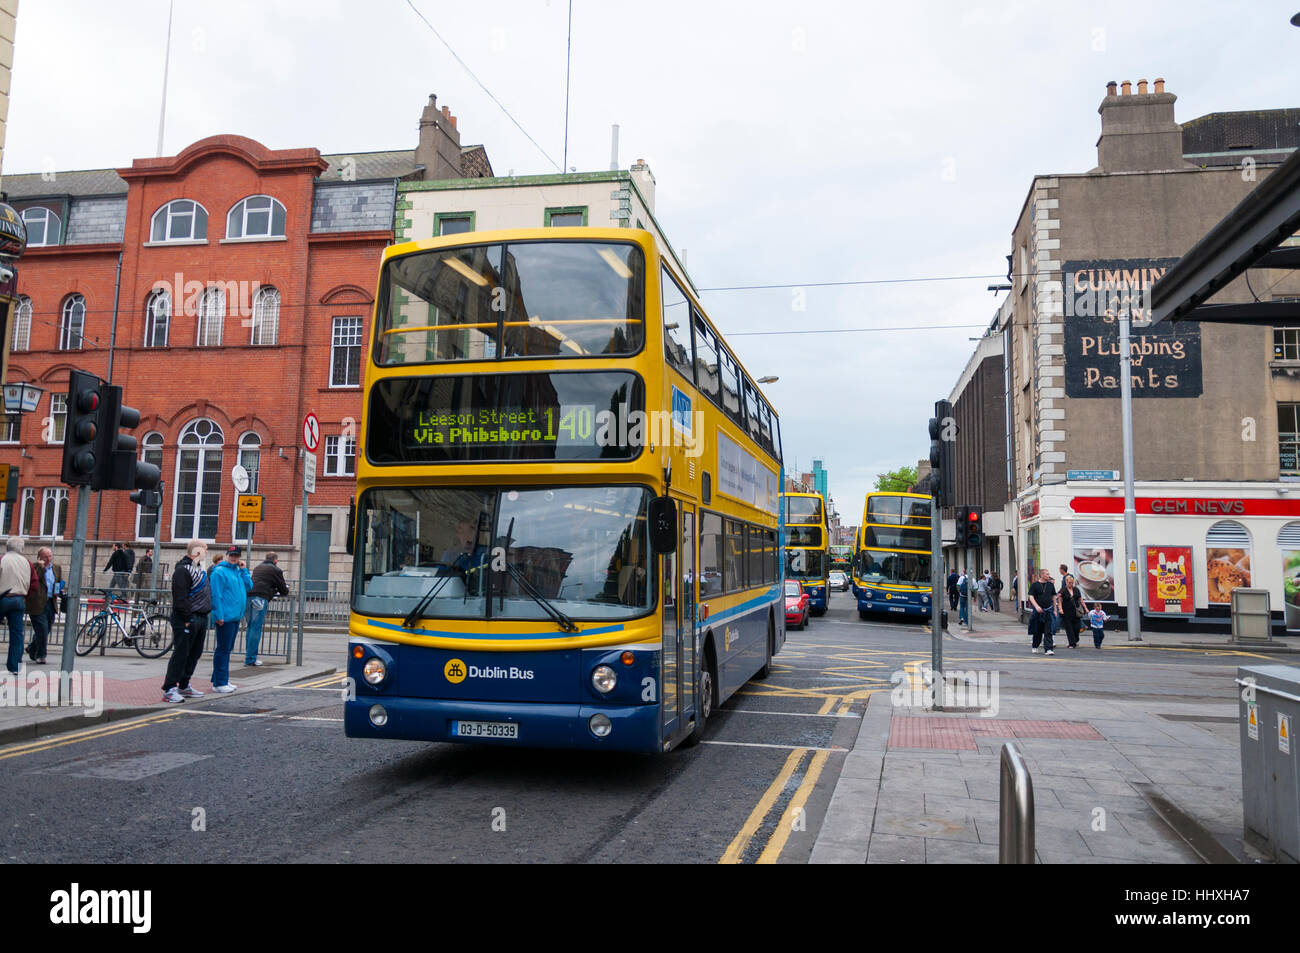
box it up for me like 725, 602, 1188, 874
682, 644, 716, 748
755, 615, 774, 680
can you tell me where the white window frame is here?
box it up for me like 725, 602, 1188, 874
197, 287, 224, 346
48, 393, 67, 444
250, 286, 280, 345
0, 413, 20, 444
324, 434, 356, 476
226, 195, 286, 240
59, 295, 85, 350
10, 296, 31, 352
330, 316, 363, 387
21, 207, 61, 247
18, 488, 36, 536
232, 432, 261, 544
145, 289, 171, 347
40, 487, 69, 538
149, 199, 209, 243
172, 418, 224, 541
136, 432, 165, 542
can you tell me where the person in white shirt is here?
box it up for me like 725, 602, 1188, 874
1, 537, 33, 673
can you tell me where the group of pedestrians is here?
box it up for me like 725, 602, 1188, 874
945, 568, 1003, 625
1025, 562, 1108, 655
161, 544, 288, 703
1, 538, 61, 672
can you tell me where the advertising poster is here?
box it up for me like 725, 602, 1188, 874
1282, 550, 1300, 632
1145, 546, 1194, 615
1206, 547, 1251, 604
1072, 546, 1115, 604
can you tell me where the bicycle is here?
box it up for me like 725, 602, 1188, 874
75, 593, 174, 658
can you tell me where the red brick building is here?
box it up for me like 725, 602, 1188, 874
1, 134, 401, 581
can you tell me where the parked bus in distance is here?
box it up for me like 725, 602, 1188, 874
782, 491, 829, 615
346, 227, 786, 753
852, 491, 933, 620
828, 545, 852, 575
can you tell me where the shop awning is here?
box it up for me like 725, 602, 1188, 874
1151, 146, 1300, 325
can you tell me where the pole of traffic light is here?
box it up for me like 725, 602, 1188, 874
150, 484, 163, 594
57, 487, 92, 704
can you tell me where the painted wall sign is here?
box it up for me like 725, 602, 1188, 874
1063, 258, 1202, 398
1071, 497, 1300, 517
1145, 546, 1194, 615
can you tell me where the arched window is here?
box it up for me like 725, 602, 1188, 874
250, 286, 280, 345
19, 487, 35, 536
10, 296, 31, 352
197, 286, 224, 346
40, 487, 69, 538
1206, 520, 1252, 605
136, 432, 165, 541
234, 432, 261, 544
226, 195, 286, 240
173, 419, 224, 540
59, 294, 86, 350
145, 288, 171, 347
149, 199, 208, 243
21, 207, 61, 246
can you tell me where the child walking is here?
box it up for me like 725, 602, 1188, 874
1088, 605, 1107, 649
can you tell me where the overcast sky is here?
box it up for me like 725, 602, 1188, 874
7, 0, 1300, 523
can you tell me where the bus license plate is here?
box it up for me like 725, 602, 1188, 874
889, 606, 906, 613
454, 720, 518, 740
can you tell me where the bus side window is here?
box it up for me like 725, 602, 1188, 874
661, 265, 693, 378
693, 313, 721, 402
700, 512, 723, 594
719, 350, 744, 426
743, 379, 763, 445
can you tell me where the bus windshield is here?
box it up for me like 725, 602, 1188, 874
785, 549, 827, 580
785, 496, 823, 525
376, 240, 645, 365
354, 485, 653, 622
856, 549, 931, 587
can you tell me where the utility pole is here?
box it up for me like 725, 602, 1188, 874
1119, 310, 1143, 642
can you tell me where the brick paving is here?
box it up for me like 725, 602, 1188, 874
888, 715, 1104, 750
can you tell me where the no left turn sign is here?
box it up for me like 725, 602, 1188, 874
303, 412, 321, 452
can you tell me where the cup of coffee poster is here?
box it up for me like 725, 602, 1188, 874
1072, 548, 1114, 602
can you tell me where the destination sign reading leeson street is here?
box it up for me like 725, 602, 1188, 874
367, 372, 645, 463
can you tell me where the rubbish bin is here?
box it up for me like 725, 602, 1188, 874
1238, 664, 1300, 863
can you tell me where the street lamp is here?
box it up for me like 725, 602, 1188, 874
2, 381, 43, 416
757, 375, 778, 384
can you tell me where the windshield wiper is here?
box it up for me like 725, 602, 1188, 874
402, 573, 455, 629
494, 516, 579, 633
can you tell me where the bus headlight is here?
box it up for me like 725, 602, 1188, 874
369, 704, 388, 726
589, 713, 613, 737
922, 594, 930, 604
591, 665, 618, 694
363, 658, 387, 685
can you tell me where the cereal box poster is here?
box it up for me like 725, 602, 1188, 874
1145, 546, 1194, 615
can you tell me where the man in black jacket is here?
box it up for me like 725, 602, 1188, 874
104, 543, 132, 596
245, 553, 289, 666
161, 541, 211, 703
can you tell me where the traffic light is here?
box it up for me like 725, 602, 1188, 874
129, 479, 163, 511
60, 370, 106, 486
954, 505, 970, 547
95, 386, 162, 493
928, 399, 955, 507
966, 509, 983, 549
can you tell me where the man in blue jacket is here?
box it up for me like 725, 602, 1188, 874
209, 546, 253, 694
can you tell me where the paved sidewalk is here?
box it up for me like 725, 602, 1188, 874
0, 626, 347, 744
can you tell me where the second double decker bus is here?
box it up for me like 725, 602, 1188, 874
852, 491, 934, 620
782, 491, 829, 615
345, 227, 785, 753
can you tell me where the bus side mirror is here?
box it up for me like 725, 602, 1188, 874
346, 498, 356, 556
649, 496, 677, 554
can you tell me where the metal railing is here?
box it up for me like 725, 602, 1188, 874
999, 741, 1035, 863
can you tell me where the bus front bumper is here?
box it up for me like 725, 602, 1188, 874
344, 697, 661, 752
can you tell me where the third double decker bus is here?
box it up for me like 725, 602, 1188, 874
345, 227, 785, 752
782, 491, 829, 615
852, 491, 933, 620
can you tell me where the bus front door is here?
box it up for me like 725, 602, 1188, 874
661, 505, 696, 746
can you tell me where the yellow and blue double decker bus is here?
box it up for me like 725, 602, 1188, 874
852, 491, 934, 620
781, 491, 829, 615
345, 227, 785, 752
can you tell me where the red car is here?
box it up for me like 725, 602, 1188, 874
784, 579, 811, 630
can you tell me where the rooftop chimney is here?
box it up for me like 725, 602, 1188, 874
415, 94, 463, 180
1096, 77, 1188, 173
630, 157, 655, 213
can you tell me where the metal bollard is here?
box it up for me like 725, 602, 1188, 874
999, 742, 1035, 863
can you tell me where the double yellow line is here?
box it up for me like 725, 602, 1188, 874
0, 710, 183, 762
719, 746, 830, 864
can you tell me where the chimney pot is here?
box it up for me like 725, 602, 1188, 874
1106, 81, 1117, 96
1154, 77, 1165, 93
1121, 80, 1131, 95
1137, 78, 1148, 94
450, 113, 457, 130
442, 105, 451, 120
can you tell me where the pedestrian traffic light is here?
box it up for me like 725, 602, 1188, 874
60, 369, 106, 486
966, 509, 983, 549
93, 384, 162, 493
928, 399, 955, 507
954, 505, 970, 547
129, 479, 163, 510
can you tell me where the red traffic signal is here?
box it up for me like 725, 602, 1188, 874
60, 370, 105, 486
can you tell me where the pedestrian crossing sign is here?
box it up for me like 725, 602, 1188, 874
1247, 703, 1258, 740
1281, 713, 1291, 755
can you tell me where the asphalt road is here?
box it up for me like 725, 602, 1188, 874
0, 589, 1266, 863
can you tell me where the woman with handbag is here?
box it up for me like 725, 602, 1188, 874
1060, 575, 1086, 649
